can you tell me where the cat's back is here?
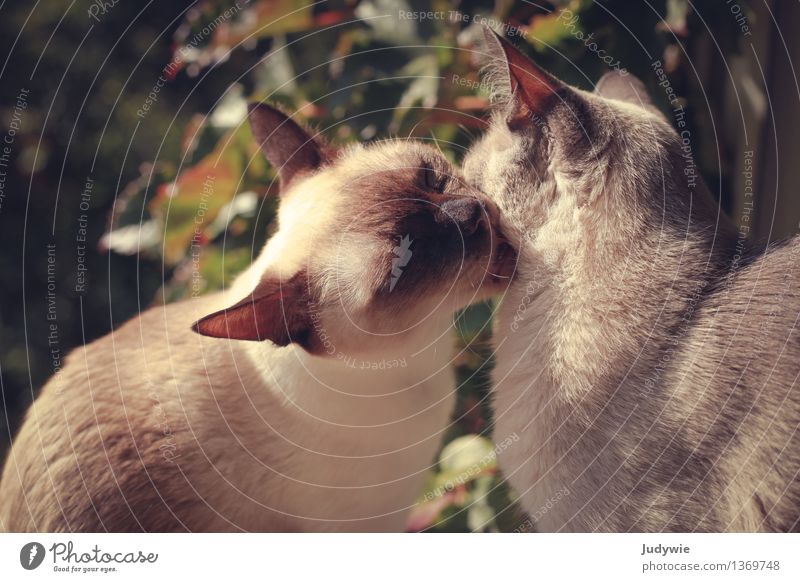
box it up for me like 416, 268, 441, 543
722, 235, 800, 322
0, 295, 247, 532
676, 235, 800, 531
699, 235, 800, 380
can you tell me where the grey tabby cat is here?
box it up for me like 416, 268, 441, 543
463, 29, 800, 532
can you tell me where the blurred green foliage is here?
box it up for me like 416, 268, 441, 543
0, 0, 750, 531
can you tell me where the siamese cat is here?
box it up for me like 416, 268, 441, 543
0, 103, 515, 532
463, 29, 800, 532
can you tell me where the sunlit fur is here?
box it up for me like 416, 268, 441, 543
464, 43, 800, 532
0, 135, 506, 532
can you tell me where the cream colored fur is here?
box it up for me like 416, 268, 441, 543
0, 136, 502, 532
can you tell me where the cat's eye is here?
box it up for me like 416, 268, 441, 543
422, 162, 446, 192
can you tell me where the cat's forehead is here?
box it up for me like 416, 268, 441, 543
336, 141, 451, 181
276, 141, 446, 248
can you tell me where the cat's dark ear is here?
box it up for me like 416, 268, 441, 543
192, 271, 314, 349
594, 71, 666, 120
482, 26, 564, 119
248, 103, 324, 190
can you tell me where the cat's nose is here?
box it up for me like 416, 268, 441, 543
435, 197, 487, 237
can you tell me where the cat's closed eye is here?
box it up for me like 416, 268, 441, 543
421, 161, 447, 193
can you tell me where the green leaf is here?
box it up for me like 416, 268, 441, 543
525, 9, 576, 52
437, 434, 496, 480
389, 54, 440, 132
150, 124, 253, 265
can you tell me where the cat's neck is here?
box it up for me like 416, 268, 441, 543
238, 313, 455, 425
195, 309, 456, 532
501, 219, 731, 405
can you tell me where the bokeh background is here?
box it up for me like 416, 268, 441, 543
1, 0, 798, 531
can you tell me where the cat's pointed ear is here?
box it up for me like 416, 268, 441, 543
482, 26, 564, 117
192, 271, 313, 348
594, 71, 666, 120
248, 103, 324, 190
594, 70, 651, 107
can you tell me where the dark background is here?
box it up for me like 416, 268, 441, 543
1, 0, 798, 530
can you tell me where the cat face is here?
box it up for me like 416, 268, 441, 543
193, 104, 515, 355
463, 29, 717, 270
